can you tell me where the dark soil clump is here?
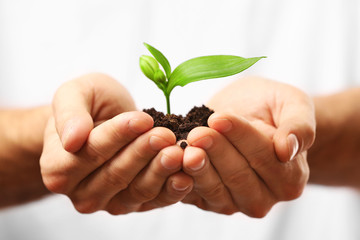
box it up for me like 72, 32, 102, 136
143, 105, 214, 148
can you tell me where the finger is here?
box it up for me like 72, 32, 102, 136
52, 79, 94, 152
53, 73, 136, 152
136, 172, 194, 213
109, 145, 184, 208
272, 91, 316, 162
208, 112, 280, 170
182, 146, 237, 214
181, 190, 205, 210
80, 111, 154, 168
41, 117, 72, 193
188, 126, 276, 217
70, 127, 176, 213
208, 113, 308, 201
181, 190, 237, 215
41, 111, 154, 195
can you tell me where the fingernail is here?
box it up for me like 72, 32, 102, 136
189, 158, 206, 171
149, 136, 170, 151
171, 181, 190, 192
211, 118, 233, 133
287, 133, 299, 161
191, 136, 213, 150
160, 154, 179, 170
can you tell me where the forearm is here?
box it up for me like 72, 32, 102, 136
308, 88, 360, 188
0, 106, 51, 208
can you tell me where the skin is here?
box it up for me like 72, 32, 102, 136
0, 73, 193, 211
40, 75, 317, 217
40, 73, 193, 214
1, 73, 359, 218
0, 106, 51, 207
308, 88, 360, 188
181, 77, 316, 216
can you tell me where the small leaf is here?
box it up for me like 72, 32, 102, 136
139, 55, 159, 81
167, 55, 265, 93
144, 43, 171, 79
154, 69, 166, 84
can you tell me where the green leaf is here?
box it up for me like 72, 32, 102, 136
144, 43, 172, 79
139, 55, 159, 81
154, 69, 166, 84
167, 55, 265, 93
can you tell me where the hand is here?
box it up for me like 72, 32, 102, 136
181, 76, 315, 217
40, 73, 193, 214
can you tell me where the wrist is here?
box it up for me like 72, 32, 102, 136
0, 106, 52, 207
308, 88, 360, 187
0, 106, 51, 156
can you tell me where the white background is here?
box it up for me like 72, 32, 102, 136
0, 0, 360, 239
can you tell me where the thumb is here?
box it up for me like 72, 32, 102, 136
53, 79, 94, 153
273, 98, 316, 162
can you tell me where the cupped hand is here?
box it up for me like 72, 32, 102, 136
40, 73, 193, 214
181, 76, 315, 217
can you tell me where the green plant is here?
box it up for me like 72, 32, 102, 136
140, 43, 265, 114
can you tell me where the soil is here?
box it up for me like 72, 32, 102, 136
143, 105, 214, 149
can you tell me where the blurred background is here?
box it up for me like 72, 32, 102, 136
0, 0, 359, 239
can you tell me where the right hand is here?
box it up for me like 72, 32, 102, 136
40, 73, 193, 214
181, 77, 315, 217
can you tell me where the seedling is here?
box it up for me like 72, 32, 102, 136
140, 43, 265, 114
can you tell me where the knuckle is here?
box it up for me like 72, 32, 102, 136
72, 198, 100, 214
201, 182, 225, 200
245, 203, 272, 218
243, 143, 274, 171
214, 206, 237, 215
137, 203, 156, 212
248, 152, 273, 171
152, 193, 179, 207
102, 167, 129, 189
106, 203, 131, 215
156, 187, 190, 206
181, 194, 203, 207
108, 122, 127, 143
132, 143, 148, 160
191, 201, 207, 211
150, 198, 174, 208
278, 160, 308, 201
280, 180, 306, 201
85, 139, 108, 166
42, 175, 71, 194
223, 168, 252, 189
129, 182, 157, 202
238, 191, 275, 218
222, 209, 237, 216
40, 156, 78, 194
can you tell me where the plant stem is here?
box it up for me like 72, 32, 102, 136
165, 93, 171, 115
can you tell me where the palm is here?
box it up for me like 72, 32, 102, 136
207, 76, 304, 140
180, 76, 315, 215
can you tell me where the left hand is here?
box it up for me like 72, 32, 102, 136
181, 76, 316, 217
40, 73, 193, 214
